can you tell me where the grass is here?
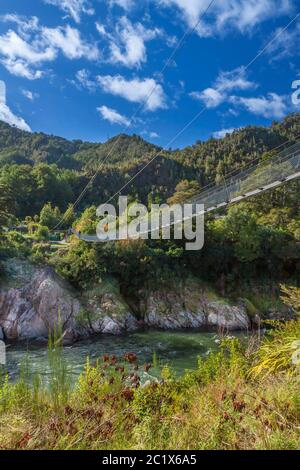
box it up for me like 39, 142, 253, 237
0, 319, 299, 450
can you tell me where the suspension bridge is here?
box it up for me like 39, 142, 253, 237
73, 140, 300, 242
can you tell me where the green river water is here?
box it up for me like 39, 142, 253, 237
4, 330, 247, 383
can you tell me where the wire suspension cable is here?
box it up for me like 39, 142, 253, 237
54, 0, 217, 229
100, 10, 300, 207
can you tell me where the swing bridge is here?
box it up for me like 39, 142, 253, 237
73, 141, 300, 243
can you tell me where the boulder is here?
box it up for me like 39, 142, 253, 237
144, 280, 250, 331
0, 264, 81, 341
80, 284, 139, 335
206, 301, 250, 330
145, 290, 206, 329
0, 260, 139, 342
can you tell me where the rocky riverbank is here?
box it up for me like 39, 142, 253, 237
0, 258, 285, 343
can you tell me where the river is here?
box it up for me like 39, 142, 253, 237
3, 330, 251, 384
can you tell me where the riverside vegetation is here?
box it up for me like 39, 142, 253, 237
0, 113, 299, 449
0, 289, 299, 450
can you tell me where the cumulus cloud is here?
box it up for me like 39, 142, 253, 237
142, 129, 160, 139
190, 67, 256, 108
265, 22, 300, 61
44, 0, 95, 23
231, 93, 288, 118
190, 88, 223, 108
190, 66, 289, 119
0, 80, 31, 131
21, 89, 39, 101
108, 17, 161, 68
109, 0, 134, 10
213, 127, 241, 138
97, 74, 167, 111
159, 0, 293, 37
0, 16, 99, 79
75, 69, 97, 91
149, 131, 159, 138
97, 105, 130, 126
96, 16, 161, 68
0, 29, 55, 79
42, 25, 99, 60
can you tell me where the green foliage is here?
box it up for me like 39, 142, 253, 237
167, 179, 201, 204
250, 318, 300, 378
1, 320, 300, 449
35, 225, 49, 241
39, 203, 62, 229
280, 285, 300, 314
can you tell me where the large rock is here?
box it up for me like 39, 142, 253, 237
206, 301, 250, 330
0, 260, 139, 342
80, 282, 139, 335
0, 263, 81, 342
143, 280, 250, 331
145, 290, 206, 329
0, 261, 253, 343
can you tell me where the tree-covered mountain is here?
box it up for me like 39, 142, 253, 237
0, 120, 160, 170
0, 113, 299, 302
0, 112, 299, 220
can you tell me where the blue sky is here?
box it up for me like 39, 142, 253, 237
0, 0, 299, 148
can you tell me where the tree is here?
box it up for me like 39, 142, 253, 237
0, 181, 14, 231
167, 180, 201, 205
39, 203, 61, 229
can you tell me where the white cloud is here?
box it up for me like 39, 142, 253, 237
1, 58, 44, 80
190, 88, 223, 108
96, 16, 161, 68
21, 89, 39, 101
97, 105, 130, 126
111, 17, 160, 68
159, 0, 293, 37
75, 69, 97, 91
44, 0, 95, 23
0, 29, 55, 63
97, 74, 167, 111
109, 0, 134, 10
213, 127, 240, 138
266, 23, 300, 61
1, 14, 40, 37
149, 131, 159, 138
231, 93, 288, 118
215, 68, 256, 92
0, 29, 55, 79
42, 25, 99, 60
142, 129, 160, 138
0, 80, 31, 131
0, 16, 100, 79
190, 67, 256, 108
96, 22, 107, 36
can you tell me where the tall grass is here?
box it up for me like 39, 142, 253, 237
0, 317, 299, 449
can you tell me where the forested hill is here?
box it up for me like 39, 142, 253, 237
0, 112, 300, 219
0, 120, 160, 170
1, 112, 300, 173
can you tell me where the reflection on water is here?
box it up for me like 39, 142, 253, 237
5, 330, 245, 382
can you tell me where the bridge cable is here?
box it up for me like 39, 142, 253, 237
53, 0, 217, 229
99, 11, 300, 207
